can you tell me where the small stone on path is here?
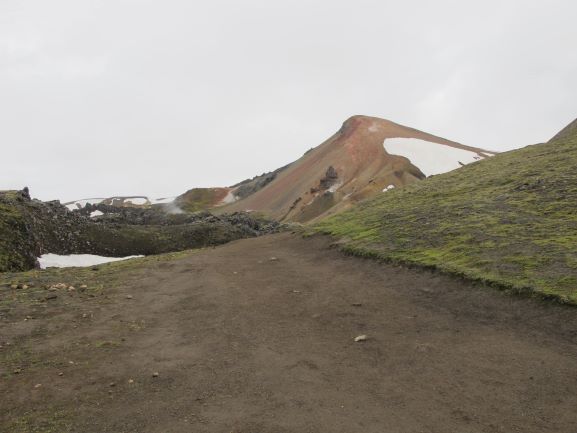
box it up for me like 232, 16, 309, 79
354, 335, 368, 342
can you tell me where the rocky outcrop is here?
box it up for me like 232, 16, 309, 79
311, 166, 339, 193
231, 164, 291, 200
0, 188, 280, 273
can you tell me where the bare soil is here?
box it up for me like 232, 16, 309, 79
1, 232, 577, 432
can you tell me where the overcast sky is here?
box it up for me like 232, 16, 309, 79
1, 0, 576, 202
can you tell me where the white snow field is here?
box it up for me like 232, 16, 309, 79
383, 138, 492, 177
38, 253, 144, 269
89, 210, 104, 218
66, 196, 175, 210
124, 197, 148, 205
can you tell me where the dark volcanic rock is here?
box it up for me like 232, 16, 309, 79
231, 164, 291, 200
319, 166, 339, 190
0, 188, 281, 272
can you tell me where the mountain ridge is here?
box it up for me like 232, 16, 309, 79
66, 115, 494, 222
219, 115, 494, 221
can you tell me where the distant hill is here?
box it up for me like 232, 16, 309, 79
64, 196, 174, 210
314, 117, 577, 303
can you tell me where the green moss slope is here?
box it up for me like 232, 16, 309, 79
176, 188, 228, 212
314, 123, 577, 303
0, 192, 37, 271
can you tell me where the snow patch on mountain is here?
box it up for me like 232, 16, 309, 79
124, 197, 148, 205
65, 196, 175, 210
65, 198, 104, 210
382, 185, 395, 192
383, 138, 489, 177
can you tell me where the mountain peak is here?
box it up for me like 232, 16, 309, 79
220, 116, 494, 222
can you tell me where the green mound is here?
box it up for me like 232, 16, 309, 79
176, 187, 228, 212
314, 121, 577, 303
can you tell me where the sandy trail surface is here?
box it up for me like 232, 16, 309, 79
1, 233, 577, 432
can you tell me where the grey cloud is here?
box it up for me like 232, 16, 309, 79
1, 0, 576, 201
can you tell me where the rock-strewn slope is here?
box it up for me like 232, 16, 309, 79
0, 189, 279, 272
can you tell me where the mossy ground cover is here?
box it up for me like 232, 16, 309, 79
0, 199, 33, 271
313, 131, 577, 304
4, 408, 72, 433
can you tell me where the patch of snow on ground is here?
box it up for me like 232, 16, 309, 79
383, 138, 488, 177
38, 254, 144, 269
382, 185, 395, 192
125, 197, 148, 205
65, 198, 105, 211
90, 210, 104, 218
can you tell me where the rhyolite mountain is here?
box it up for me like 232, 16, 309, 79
218, 115, 493, 222
68, 115, 494, 222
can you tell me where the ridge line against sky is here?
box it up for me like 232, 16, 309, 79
1, 0, 576, 201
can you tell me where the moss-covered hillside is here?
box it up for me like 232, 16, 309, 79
314, 120, 577, 303
0, 190, 38, 271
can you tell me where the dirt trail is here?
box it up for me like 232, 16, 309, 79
2, 233, 577, 432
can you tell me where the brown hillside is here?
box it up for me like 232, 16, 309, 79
220, 115, 492, 222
